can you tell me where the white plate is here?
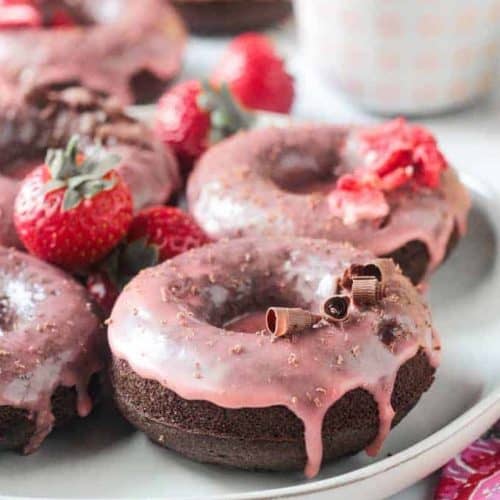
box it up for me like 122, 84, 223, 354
0, 175, 498, 500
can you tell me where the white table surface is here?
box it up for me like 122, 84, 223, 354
181, 21, 500, 500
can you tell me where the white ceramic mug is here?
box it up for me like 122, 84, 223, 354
294, 0, 500, 115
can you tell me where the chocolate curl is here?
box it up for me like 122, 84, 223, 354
266, 307, 321, 337
365, 258, 394, 281
351, 276, 384, 305
322, 295, 351, 322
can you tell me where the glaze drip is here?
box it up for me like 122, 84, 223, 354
109, 238, 440, 477
0, 247, 103, 453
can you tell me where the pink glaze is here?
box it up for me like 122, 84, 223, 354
0, 247, 104, 453
0, 0, 185, 105
187, 125, 471, 278
108, 237, 440, 477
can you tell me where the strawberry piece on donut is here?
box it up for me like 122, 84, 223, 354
360, 118, 448, 189
212, 32, 295, 113
14, 135, 133, 271
328, 174, 390, 226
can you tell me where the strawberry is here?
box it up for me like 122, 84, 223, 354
327, 182, 389, 226
0, 1, 41, 29
87, 206, 210, 315
359, 118, 448, 189
127, 205, 210, 262
14, 136, 133, 271
154, 79, 254, 172
212, 32, 294, 114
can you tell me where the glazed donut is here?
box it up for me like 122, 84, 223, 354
109, 237, 439, 477
0, 0, 186, 104
0, 247, 103, 453
171, 0, 292, 35
0, 86, 181, 248
187, 123, 470, 284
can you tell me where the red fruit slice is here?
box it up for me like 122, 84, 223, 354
359, 118, 448, 190
327, 184, 389, 225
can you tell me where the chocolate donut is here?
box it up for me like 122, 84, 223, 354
0, 86, 181, 248
187, 124, 470, 284
0, 0, 186, 104
109, 237, 440, 477
171, 0, 292, 35
0, 247, 103, 453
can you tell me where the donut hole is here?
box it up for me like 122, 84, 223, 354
265, 148, 339, 194
194, 274, 312, 334
130, 70, 169, 105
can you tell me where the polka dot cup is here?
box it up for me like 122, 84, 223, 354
295, 0, 500, 115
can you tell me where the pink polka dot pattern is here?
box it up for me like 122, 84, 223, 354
295, 0, 500, 114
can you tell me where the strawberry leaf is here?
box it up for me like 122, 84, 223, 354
62, 186, 83, 211
44, 135, 122, 212
198, 81, 256, 145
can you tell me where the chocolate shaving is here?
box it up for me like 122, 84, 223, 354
265, 307, 321, 338
322, 295, 350, 322
340, 258, 393, 291
351, 276, 384, 306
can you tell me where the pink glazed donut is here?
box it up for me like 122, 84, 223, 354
187, 121, 471, 284
109, 237, 440, 478
0, 246, 103, 453
0, 0, 186, 104
0, 86, 181, 248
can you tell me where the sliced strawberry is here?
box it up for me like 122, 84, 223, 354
380, 166, 414, 191
327, 184, 389, 226
359, 118, 448, 190
336, 174, 363, 191
414, 142, 448, 188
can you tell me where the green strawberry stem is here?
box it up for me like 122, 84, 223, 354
197, 81, 256, 144
44, 135, 121, 211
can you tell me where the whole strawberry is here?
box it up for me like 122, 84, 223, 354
15, 136, 133, 271
87, 206, 210, 315
212, 33, 294, 114
154, 79, 254, 171
127, 205, 211, 261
